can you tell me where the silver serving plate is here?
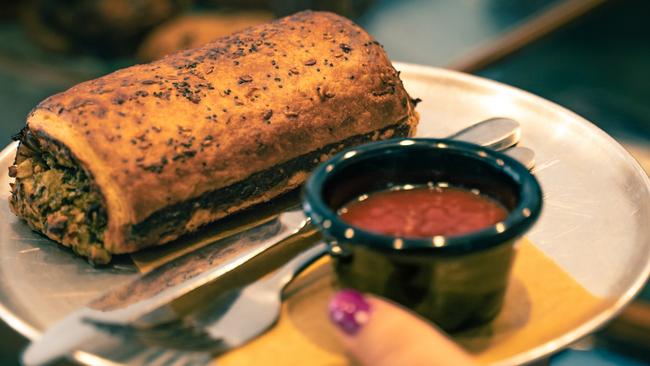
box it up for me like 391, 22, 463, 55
1, 63, 649, 366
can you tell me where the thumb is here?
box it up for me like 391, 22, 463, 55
328, 289, 478, 366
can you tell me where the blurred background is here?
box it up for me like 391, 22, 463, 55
0, 0, 648, 365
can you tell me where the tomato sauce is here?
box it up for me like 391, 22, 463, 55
339, 186, 508, 238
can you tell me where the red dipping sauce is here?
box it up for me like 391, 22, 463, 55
339, 186, 508, 238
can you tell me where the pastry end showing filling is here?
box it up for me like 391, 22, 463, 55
9, 129, 110, 264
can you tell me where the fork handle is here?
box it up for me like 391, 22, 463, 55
446, 117, 520, 151
263, 242, 329, 291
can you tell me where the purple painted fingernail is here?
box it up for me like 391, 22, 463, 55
329, 289, 372, 335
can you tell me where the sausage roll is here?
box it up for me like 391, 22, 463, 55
9, 11, 419, 264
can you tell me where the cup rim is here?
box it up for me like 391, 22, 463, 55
302, 138, 543, 256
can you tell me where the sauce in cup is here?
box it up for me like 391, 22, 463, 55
339, 186, 507, 238
303, 138, 542, 331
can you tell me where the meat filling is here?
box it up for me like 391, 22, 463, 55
9, 129, 110, 264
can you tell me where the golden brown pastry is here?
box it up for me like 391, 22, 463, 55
138, 12, 274, 62
9, 11, 419, 264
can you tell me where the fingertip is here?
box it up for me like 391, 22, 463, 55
328, 290, 478, 366
328, 289, 372, 336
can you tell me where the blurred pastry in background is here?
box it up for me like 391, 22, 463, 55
14, 0, 375, 58
137, 11, 273, 62
20, 0, 190, 56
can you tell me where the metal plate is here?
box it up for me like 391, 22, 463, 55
1, 63, 649, 365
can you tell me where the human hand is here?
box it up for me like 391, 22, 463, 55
328, 289, 478, 366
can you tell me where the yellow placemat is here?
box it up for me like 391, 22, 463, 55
216, 239, 611, 365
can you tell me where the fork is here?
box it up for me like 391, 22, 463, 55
86, 242, 328, 362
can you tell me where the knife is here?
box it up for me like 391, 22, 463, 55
22, 209, 311, 366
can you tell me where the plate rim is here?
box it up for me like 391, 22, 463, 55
1, 62, 649, 366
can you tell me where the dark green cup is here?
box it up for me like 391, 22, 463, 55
302, 138, 542, 332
